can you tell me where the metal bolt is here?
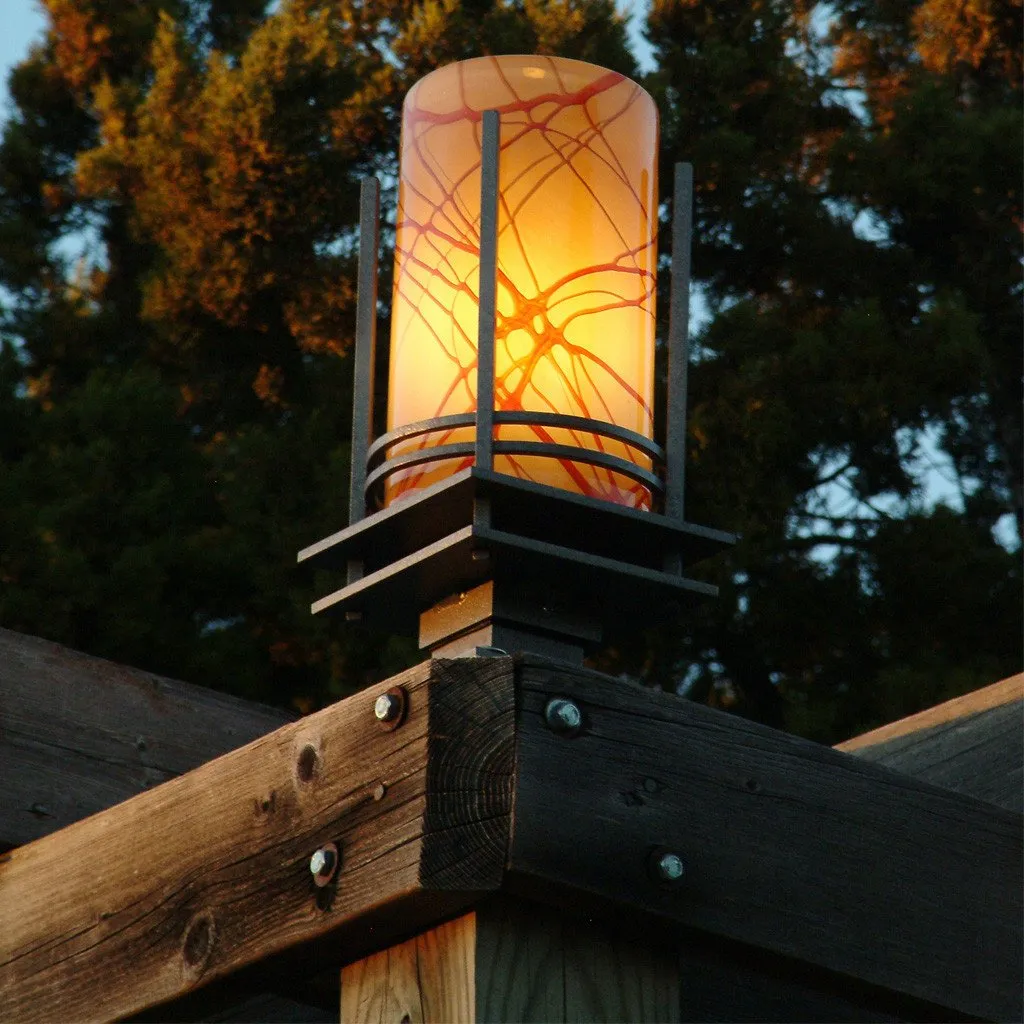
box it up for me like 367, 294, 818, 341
373, 686, 407, 731
655, 851, 685, 883
309, 842, 338, 887
545, 697, 582, 735
374, 693, 400, 722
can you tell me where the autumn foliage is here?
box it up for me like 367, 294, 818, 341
0, 0, 1020, 739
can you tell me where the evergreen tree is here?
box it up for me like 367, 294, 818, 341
1, 0, 1019, 736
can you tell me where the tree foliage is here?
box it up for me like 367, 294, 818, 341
1, 0, 1019, 737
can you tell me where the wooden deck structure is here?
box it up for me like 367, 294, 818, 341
0, 626, 1020, 1022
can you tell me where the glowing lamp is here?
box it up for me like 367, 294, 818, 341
299, 57, 734, 662
385, 56, 658, 510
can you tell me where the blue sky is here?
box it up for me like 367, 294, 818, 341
1, 0, 46, 118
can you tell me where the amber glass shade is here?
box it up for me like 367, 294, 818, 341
386, 55, 658, 508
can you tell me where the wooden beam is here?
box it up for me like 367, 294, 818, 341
509, 657, 1022, 1022
838, 674, 1023, 812
0, 628, 292, 848
0, 657, 514, 1023
5, 650, 1020, 1022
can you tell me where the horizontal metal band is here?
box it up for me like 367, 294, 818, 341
492, 441, 663, 494
365, 441, 476, 496
367, 411, 662, 470
367, 414, 477, 467
493, 411, 663, 461
365, 441, 662, 500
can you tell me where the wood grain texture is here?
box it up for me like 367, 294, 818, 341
509, 657, 1022, 1022
340, 913, 476, 1023
838, 675, 1023, 812
558, 911, 679, 1022
476, 897, 680, 1023
341, 896, 680, 1024
0, 627, 292, 848
0, 658, 515, 1023
474, 898, 564, 1022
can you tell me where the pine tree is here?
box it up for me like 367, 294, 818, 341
1, 0, 1019, 735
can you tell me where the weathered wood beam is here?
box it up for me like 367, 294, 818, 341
0, 628, 292, 848
509, 657, 1022, 1022
0, 658, 514, 1023
4, 653, 1020, 1022
838, 674, 1023, 812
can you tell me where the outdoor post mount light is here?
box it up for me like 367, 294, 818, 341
298, 55, 734, 661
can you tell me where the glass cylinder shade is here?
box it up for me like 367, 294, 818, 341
385, 55, 658, 509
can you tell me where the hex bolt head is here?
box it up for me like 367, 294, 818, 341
373, 686, 407, 731
655, 851, 685, 883
374, 693, 400, 722
309, 842, 339, 887
545, 697, 582, 735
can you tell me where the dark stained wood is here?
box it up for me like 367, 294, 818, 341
0, 658, 515, 1023
509, 657, 1022, 1023
421, 657, 515, 890
838, 674, 1023, 812
0, 628, 292, 848
477, 896, 680, 1023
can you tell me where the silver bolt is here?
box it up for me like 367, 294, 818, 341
656, 851, 685, 882
545, 697, 582, 735
309, 842, 338, 886
374, 693, 400, 722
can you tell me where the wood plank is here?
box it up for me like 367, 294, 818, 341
475, 896, 680, 1023
559, 912, 679, 1022
0, 657, 514, 1023
0, 628, 293, 848
340, 896, 680, 1023
473, 898, 564, 1022
838, 675, 1023, 812
340, 914, 476, 1023
509, 657, 1022, 1022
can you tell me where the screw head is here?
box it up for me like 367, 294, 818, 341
309, 842, 338, 887
655, 851, 685, 883
545, 697, 582, 735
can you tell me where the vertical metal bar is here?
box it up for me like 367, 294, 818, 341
664, 162, 693, 525
475, 109, 500, 473
349, 177, 381, 527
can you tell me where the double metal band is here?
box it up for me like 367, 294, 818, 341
364, 411, 665, 500
366, 411, 664, 467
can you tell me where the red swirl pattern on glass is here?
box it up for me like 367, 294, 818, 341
386, 55, 658, 508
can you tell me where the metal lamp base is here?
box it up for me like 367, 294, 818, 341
298, 467, 734, 662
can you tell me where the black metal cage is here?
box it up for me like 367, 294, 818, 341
299, 108, 734, 657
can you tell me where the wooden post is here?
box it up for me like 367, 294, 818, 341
340, 897, 681, 1024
